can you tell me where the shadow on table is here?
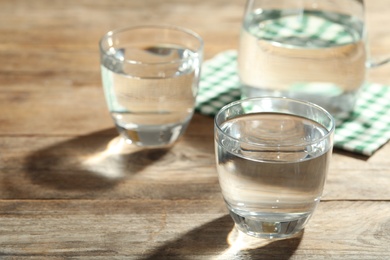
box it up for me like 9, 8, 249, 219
143, 215, 303, 260
333, 148, 370, 161
21, 128, 169, 193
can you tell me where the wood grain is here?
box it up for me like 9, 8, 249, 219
1, 0, 390, 258
0, 200, 389, 259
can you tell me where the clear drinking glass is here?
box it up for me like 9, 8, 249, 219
238, 0, 389, 119
99, 25, 203, 147
214, 97, 335, 239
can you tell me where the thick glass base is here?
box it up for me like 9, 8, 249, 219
229, 209, 311, 239
115, 121, 188, 148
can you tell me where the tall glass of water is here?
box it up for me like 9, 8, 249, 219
238, 0, 366, 118
99, 25, 203, 147
215, 97, 335, 239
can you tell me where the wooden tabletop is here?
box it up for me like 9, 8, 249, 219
1, 0, 390, 259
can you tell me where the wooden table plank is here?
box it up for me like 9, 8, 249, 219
1, 131, 390, 201
0, 86, 110, 135
0, 200, 389, 259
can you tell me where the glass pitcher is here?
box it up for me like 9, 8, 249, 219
238, 0, 388, 118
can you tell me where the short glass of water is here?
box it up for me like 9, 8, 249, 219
99, 25, 203, 147
214, 97, 335, 239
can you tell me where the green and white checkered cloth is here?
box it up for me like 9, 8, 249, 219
195, 50, 390, 156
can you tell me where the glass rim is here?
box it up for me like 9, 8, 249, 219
214, 96, 336, 148
99, 24, 204, 66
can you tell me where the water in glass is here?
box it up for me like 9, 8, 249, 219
101, 44, 199, 147
216, 112, 332, 238
238, 9, 366, 117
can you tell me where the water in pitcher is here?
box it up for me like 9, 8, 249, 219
216, 112, 332, 238
101, 45, 200, 147
238, 9, 366, 117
